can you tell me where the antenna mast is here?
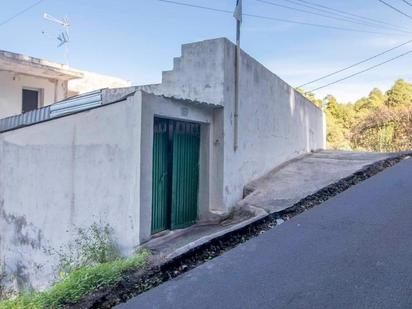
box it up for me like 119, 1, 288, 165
43, 13, 70, 65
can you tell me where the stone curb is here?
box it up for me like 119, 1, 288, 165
165, 209, 267, 260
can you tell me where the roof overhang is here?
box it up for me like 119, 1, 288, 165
0, 50, 83, 80
159, 94, 224, 109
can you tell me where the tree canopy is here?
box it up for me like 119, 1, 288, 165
301, 79, 412, 152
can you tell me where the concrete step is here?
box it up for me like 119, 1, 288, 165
161, 70, 175, 84
173, 57, 181, 71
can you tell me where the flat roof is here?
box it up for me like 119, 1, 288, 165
0, 50, 84, 80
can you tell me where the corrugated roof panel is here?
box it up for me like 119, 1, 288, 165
50, 90, 102, 117
0, 106, 51, 132
0, 90, 103, 133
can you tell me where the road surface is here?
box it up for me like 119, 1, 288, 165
118, 157, 412, 309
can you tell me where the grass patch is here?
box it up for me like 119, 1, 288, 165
0, 250, 150, 309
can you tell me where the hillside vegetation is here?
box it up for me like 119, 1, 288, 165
302, 79, 412, 152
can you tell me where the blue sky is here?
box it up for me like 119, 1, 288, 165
1, 0, 412, 102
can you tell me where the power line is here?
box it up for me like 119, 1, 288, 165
158, 0, 233, 14
298, 38, 412, 88
378, 0, 412, 20
309, 49, 412, 92
0, 0, 46, 28
257, 0, 412, 34
402, 0, 412, 7
244, 13, 395, 35
286, 0, 409, 32
157, 0, 404, 35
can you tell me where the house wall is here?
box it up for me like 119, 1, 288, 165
0, 38, 325, 291
143, 38, 325, 211
221, 40, 325, 208
0, 71, 67, 119
0, 68, 130, 120
138, 91, 219, 243
0, 95, 142, 290
0, 91, 220, 290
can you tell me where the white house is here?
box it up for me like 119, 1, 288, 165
0, 38, 325, 290
0, 49, 131, 119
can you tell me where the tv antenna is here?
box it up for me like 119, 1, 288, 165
43, 13, 70, 65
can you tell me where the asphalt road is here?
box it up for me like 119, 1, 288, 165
118, 157, 412, 309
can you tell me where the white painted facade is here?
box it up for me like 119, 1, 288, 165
138, 92, 219, 243
141, 38, 325, 210
0, 38, 325, 291
0, 96, 142, 290
0, 92, 216, 290
0, 50, 131, 119
0, 71, 68, 118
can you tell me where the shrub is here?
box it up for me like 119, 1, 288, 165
0, 250, 150, 309
58, 223, 121, 277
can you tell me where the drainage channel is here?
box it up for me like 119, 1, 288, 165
74, 154, 411, 309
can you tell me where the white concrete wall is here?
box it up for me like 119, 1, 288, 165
0, 71, 67, 119
0, 38, 325, 291
221, 40, 325, 208
155, 40, 226, 105
143, 38, 325, 211
0, 91, 220, 290
138, 91, 219, 243
0, 96, 142, 290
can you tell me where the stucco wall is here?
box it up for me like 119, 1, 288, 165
221, 40, 325, 208
157, 40, 226, 105
0, 71, 67, 119
143, 38, 325, 211
0, 95, 142, 290
138, 91, 220, 243
0, 38, 325, 291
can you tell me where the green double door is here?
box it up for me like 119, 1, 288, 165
151, 118, 201, 234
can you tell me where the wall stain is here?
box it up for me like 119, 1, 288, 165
0, 200, 42, 250
0, 200, 42, 292
15, 261, 31, 292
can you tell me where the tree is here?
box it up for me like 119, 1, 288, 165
352, 106, 412, 152
354, 88, 385, 113
296, 88, 323, 108
385, 79, 412, 108
300, 80, 412, 152
324, 95, 353, 149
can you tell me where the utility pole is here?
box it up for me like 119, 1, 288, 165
233, 0, 242, 151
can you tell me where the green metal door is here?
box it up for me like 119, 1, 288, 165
151, 118, 201, 234
151, 118, 170, 234
171, 121, 200, 229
